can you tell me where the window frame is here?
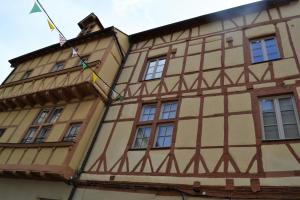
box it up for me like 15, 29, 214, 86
259, 95, 300, 141
154, 123, 174, 148
132, 126, 152, 149
51, 62, 65, 72
143, 57, 166, 81
21, 107, 63, 144
131, 100, 178, 150
62, 123, 82, 142
250, 36, 281, 64
21, 70, 33, 80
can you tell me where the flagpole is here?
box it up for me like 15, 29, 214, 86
34, 0, 123, 99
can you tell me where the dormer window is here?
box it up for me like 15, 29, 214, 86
51, 62, 64, 72
21, 70, 33, 80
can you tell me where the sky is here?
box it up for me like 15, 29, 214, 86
0, 0, 259, 83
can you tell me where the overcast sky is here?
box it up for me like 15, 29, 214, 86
0, 0, 259, 83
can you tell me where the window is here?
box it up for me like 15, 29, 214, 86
144, 58, 166, 80
47, 108, 63, 123
35, 126, 52, 143
155, 125, 173, 148
259, 95, 300, 140
22, 127, 38, 143
140, 104, 156, 121
34, 109, 50, 124
0, 129, 6, 137
21, 70, 32, 80
63, 123, 82, 142
21, 107, 63, 143
133, 127, 151, 149
250, 37, 280, 64
160, 102, 177, 120
51, 62, 64, 72
132, 101, 178, 149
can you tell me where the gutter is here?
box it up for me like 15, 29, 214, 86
67, 34, 131, 200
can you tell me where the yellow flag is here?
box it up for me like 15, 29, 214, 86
47, 19, 55, 31
92, 72, 97, 83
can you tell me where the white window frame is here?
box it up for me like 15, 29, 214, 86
259, 95, 300, 140
250, 36, 280, 63
144, 57, 166, 80
160, 102, 178, 120
140, 104, 156, 121
132, 126, 152, 149
153, 124, 174, 148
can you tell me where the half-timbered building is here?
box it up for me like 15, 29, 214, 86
2, 0, 300, 199
73, 0, 300, 199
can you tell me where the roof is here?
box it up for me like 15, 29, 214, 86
129, 0, 297, 43
9, 26, 116, 67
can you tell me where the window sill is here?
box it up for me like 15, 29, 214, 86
151, 147, 171, 150
141, 77, 161, 82
262, 138, 300, 144
128, 147, 171, 151
251, 58, 282, 65
128, 148, 147, 151
0, 141, 75, 148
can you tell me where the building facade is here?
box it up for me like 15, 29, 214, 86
1, 0, 300, 199
0, 14, 129, 199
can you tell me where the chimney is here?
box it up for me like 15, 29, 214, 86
77, 13, 104, 37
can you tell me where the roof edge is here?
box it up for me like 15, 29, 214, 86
129, 0, 297, 43
9, 26, 116, 67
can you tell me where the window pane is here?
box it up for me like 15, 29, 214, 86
264, 125, 280, 140
22, 128, 37, 143
155, 125, 173, 148
279, 98, 293, 111
140, 105, 156, 121
262, 112, 277, 125
63, 123, 81, 141
133, 127, 151, 149
154, 72, 162, 78
160, 102, 177, 119
145, 74, 152, 80
47, 108, 63, 123
34, 110, 49, 124
284, 124, 299, 139
157, 65, 164, 72
35, 126, 51, 143
149, 61, 156, 67
281, 110, 297, 124
163, 137, 172, 147
251, 41, 264, 63
261, 99, 275, 112
147, 66, 155, 73
158, 59, 166, 65
156, 137, 165, 148
265, 39, 280, 60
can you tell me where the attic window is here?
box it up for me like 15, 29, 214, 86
21, 70, 33, 80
